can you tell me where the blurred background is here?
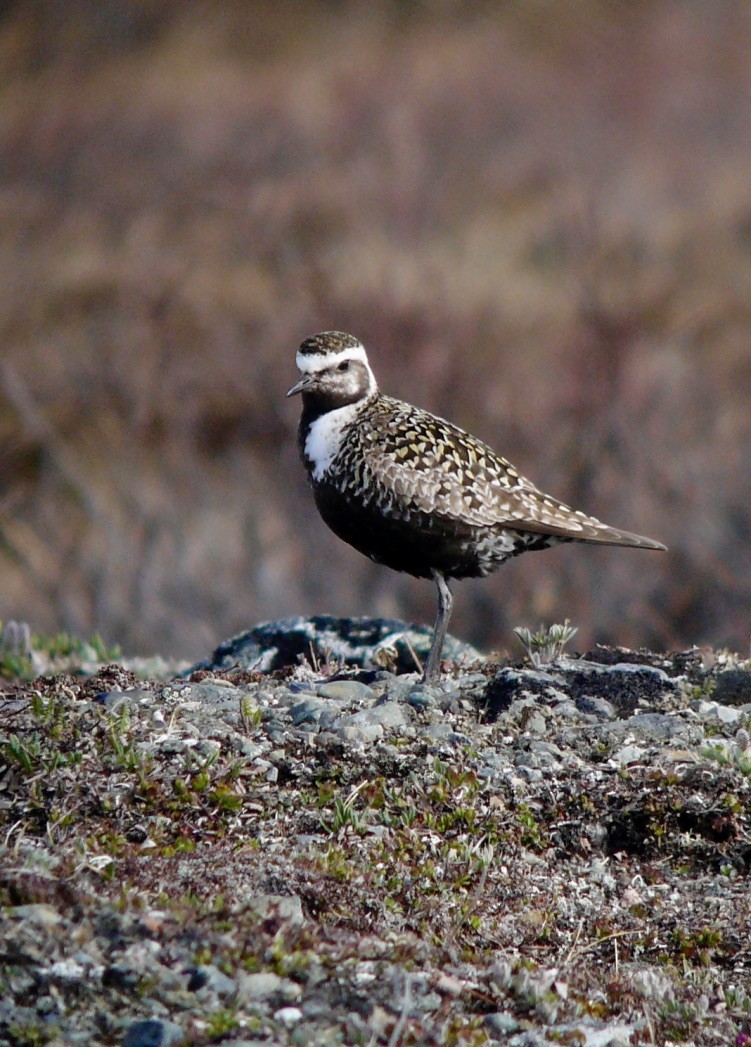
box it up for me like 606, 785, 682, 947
1, 0, 750, 661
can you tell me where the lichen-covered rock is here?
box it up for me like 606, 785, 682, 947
189, 615, 484, 674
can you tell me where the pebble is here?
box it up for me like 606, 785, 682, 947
317, 680, 376, 701
290, 698, 329, 725
236, 971, 284, 1001
246, 894, 304, 925
337, 702, 409, 729
406, 687, 433, 710
611, 744, 647, 766
485, 1010, 519, 1034
174, 681, 245, 715
187, 964, 236, 997
123, 1018, 185, 1047
522, 712, 547, 735
693, 699, 742, 725
610, 712, 691, 743
420, 723, 460, 743
274, 1005, 303, 1025
575, 696, 617, 720
711, 669, 751, 705
434, 972, 464, 996
336, 723, 383, 745
95, 689, 147, 711
7, 904, 62, 926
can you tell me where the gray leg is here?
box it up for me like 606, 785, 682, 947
423, 570, 453, 684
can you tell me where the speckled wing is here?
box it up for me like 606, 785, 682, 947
353, 397, 663, 548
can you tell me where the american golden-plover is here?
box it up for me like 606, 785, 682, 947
287, 331, 666, 683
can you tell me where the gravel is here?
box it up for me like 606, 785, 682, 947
0, 629, 750, 1045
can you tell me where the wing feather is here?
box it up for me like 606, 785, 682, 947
349, 397, 665, 550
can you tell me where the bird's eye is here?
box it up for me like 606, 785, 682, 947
337, 361, 350, 372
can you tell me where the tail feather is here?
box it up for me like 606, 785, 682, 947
576, 526, 667, 550
507, 514, 667, 550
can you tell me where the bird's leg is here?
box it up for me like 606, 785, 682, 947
423, 570, 453, 684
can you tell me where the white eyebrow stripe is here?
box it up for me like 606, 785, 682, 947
296, 344, 368, 373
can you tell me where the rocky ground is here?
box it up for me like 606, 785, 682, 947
1, 618, 750, 1046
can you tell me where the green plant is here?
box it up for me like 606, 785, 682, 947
1, 732, 43, 772
514, 620, 578, 666
106, 707, 146, 772
206, 1008, 239, 1038
240, 693, 262, 731
323, 795, 366, 834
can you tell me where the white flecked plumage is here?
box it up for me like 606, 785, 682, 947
287, 331, 666, 682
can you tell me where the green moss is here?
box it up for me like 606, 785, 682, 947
210, 784, 244, 812
206, 1008, 239, 1038
6, 1020, 58, 1046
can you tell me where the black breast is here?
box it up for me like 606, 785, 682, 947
312, 481, 491, 580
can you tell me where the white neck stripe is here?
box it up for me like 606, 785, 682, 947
295, 344, 369, 373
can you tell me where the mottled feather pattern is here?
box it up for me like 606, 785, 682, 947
288, 331, 665, 682
328, 394, 642, 545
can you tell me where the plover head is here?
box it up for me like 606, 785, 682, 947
286, 331, 378, 410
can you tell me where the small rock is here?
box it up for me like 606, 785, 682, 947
6, 904, 62, 926
236, 971, 283, 1001
611, 744, 647, 766
123, 1019, 185, 1047
575, 696, 617, 720
515, 765, 544, 782
434, 972, 464, 996
290, 698, 331, 726
522, 712, 547, 735
588, 858, 616, 889
187, 964, 236, 997
274, 1005, 303, 1025
485, 1011, 519, 1035
317, 680, 375, 701
420, 723, 459, 743
95, 689, 145, 711
693, 700, 742, 725
340, 703, 408, 729
368, 1004, 391, 1037
712, 669, 751, 706
336, 723, 383, 745
247, 894, 304, 926
616, 712, 691, 742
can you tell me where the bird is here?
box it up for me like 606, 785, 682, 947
286, 331, 666, 684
